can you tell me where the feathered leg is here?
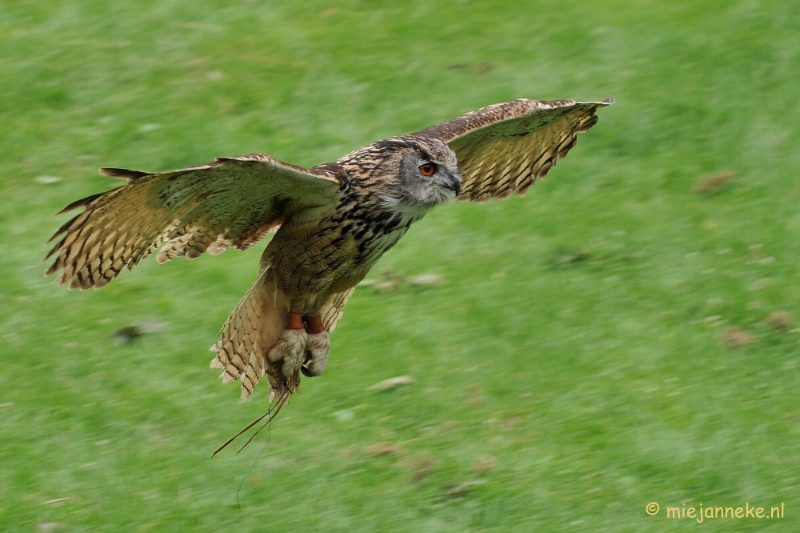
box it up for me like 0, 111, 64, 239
302, 316, 330, 377
210, 268, 302, 400
266, 312, 308, 381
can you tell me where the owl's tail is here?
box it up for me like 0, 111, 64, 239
210, 266, 296, 401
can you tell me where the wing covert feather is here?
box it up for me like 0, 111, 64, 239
45, 154, 344, 290
415, 98, 613, 202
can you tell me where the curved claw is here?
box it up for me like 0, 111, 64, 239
266, 328, 308, 378
303, 330, 330, 377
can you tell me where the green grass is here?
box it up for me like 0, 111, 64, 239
2, 0, 799, 531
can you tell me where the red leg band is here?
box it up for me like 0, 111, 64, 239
305, 315, 325, 335
288, 312, 304, 330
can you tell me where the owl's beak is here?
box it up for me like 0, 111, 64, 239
446, 172, 462, 196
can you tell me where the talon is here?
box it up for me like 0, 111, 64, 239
303, 327, 330, 377
267, 328, 308, 378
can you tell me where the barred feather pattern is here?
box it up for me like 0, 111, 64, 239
44, 156, 341, 290
321, 287, 356, 333
415, 98, 612, 203
210, 268, 290, 400
209, 270, 355, 400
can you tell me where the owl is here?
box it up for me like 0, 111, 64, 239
45, 97, 613, 408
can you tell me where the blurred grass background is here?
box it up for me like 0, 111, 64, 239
2, 0, 799, 531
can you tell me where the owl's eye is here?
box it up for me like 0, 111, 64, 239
419, 163, 436, 176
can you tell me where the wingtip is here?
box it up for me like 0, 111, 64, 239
55, 193, 104, 215
602, 96, 615, 105
99, 167, 149, 181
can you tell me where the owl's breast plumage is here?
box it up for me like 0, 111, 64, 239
264, 187, 425, 305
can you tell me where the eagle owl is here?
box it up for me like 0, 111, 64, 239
45, 98, 612, 405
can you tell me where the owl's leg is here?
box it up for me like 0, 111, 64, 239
302, 315, 330, 377
266, 312, 308, 379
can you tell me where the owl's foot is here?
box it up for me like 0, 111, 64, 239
268, 313, 329, 379
267, 325, 308, 379
303, 332, 330, 377
302, 315, 330, 377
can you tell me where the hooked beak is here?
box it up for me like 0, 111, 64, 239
446, 172, 462, 197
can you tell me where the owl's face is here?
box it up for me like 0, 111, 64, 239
344, 136, 461, 216
397, 143, 462, 207
373, 137, 458, 211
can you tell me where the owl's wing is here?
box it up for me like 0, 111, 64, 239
415, 98, 613, 202
320, 287, 357, 333
45, 154, 344, 290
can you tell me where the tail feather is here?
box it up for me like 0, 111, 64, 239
211, 267, 291, 400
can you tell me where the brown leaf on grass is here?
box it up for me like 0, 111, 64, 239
694, 171, 736, 194
445, 62, 493, 73
34, 176, 62, 185
766, 311, 793, 330
551, 249, 591, 270
113, 326, 143, 343
112, 321, 166, 343
41, 498, 71, 505
411, 456, 436, 482
464, 384, 485, 406
358, 267, 404, 292
501, 416, 520, 429
365, 442, 399, 457
367, 375, 414, 391
751, 279, 773, 292
443, 480, 486, 498
406, 273, 444, 287
470, 457, 496, 475
746, 243, 763, 259
376, 279, 403, 292
359, 269, 443, 292
721, 327, 754, 347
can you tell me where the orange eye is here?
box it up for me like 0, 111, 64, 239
419, 163, 436, 176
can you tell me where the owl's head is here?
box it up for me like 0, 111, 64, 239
371, 137, 462, 212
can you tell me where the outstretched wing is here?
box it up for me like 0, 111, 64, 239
45, 154, 344, 290
415, 98, 613, 202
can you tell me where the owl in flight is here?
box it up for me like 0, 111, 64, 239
45, 98, 612, 405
